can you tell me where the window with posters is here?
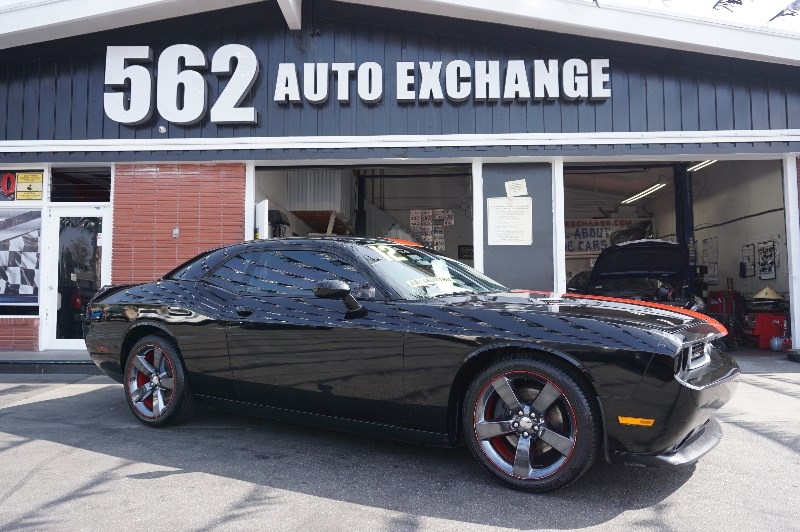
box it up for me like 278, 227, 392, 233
0, 209, 42, 315
565, 218, 653, 256
1, 171, 44, 202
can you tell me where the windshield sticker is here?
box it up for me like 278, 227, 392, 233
431, 259, 449, 277
366, 244, 408, 262
407, 277, 454, 288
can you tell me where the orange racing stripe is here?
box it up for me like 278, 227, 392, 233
513, 289, 728, 336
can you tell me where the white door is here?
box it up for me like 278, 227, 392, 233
43, 206, 111, 350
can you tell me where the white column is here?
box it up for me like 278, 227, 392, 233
552, 158, 566, 293
38, 164, 52, 351
782, 155, 800, 350
472, 159, 484, 272
277, 0, 302, 30
244, 162, 255, 241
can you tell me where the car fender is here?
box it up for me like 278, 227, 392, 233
458, 341, 595, 384
446, 341, 599, 444
120, 320, 182, 366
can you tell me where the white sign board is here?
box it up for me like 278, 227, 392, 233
103, 46, 612, 125
487, 196, 533, 246
504, 179, 528, 197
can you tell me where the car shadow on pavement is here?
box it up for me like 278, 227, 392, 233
0, 376, 695, 530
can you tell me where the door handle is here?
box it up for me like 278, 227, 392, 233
235, 306, 254, 317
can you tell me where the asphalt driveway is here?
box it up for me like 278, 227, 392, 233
0, 351, 798, 531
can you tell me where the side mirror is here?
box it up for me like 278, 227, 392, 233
314, 279, 350, 299
314, 279, 363, 312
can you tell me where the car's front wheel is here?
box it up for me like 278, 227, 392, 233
123, 334, 195, 427
463, 355, 600, 492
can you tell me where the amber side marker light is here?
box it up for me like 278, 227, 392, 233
618, 416, 655, 427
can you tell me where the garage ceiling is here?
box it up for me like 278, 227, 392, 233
564, 164, 677, 205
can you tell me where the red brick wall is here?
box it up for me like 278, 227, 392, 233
113, 163, 246, 284
0, 318, 39, 350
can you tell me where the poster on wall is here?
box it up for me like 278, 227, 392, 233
758, 240, 776, 280
409, 208, 453, 252
0, 210, 41, 305
487, 197, 532, 246
564, 218, 643, 256
700, 237, 719, 286
1, 172, 44, 202
741, 244, 756, 277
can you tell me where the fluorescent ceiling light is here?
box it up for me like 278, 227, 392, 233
687, 160, 717, 172
621, 183, 666, 204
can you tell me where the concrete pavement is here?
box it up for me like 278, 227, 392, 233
0, 349, 98, 375
0, 349, 798, 530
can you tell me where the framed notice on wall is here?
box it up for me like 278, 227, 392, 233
1, 171, 44, 202
487, 197, 532, 246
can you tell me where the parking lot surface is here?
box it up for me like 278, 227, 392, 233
0, 352, 798, 531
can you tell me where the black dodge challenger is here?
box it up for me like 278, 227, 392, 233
84, 237, 739, 492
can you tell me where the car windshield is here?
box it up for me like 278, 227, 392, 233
357, 243, 507, 300
592, 277, 668, 293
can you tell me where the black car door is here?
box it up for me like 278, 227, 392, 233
212, 246, 405, 426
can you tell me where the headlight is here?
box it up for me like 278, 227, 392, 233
676, 341, 712, 373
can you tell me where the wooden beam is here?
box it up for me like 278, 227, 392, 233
326, 212, 336, 235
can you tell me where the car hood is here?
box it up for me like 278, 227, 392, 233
433, 290, 722, 338
589, 240, 688, 282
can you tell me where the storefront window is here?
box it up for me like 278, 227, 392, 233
50, 168, 111, 202
0, 209, 41, 315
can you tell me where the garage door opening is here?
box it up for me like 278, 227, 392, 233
564, 159, 789, 351
254, 165, 474, 265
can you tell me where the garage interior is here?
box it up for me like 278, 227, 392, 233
254, 165, 475, 265
565, 159, 789, 351
254, 159, 790, 351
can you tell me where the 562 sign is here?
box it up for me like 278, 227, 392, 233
104, 45, 259, 126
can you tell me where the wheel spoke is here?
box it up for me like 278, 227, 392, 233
530, 382, 561, 415
539, 428, 575, 456
152, 347, 164, 374
513, 436, 532, 478
491, 377, 524, 412
132, 355, 156, 377
475, 420, 515, 440
159, 377, 174, 390
153, 388, 165, 416
130, 384, 153, 403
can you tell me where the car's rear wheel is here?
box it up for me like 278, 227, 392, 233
463, 356, 599, 492
123, 334, 195, 427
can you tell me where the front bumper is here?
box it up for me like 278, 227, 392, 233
601, 343, 739, 464
609, 417, 722, 466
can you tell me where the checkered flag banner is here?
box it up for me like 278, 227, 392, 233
0, 210, 41, 303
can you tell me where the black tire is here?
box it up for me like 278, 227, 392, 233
123, 334, 195, 427
462, 355, 599, 492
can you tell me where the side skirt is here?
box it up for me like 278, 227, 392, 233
197, 395, 452, 447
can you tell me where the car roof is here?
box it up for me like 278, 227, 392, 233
164, 236, 435, 279
239, 236, 419, 249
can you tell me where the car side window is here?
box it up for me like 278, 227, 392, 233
207, 249, 374, 297
258, 249, 372, 297
204, 252, 263, 293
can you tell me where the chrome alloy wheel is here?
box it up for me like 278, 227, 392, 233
127, 343, 175, 418
473, 371, 577, 480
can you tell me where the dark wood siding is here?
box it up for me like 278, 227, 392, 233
1, 1, 800, 161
